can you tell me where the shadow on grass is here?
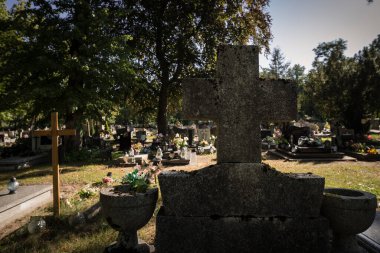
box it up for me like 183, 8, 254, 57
0, 211, 110, 253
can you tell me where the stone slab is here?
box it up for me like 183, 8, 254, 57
0, 153, 49, 171
155, 207, 329, 253
158, 163, 324, 217
0, 185, 52, 230
270, 149, 356, 161
357, 211, 380, 253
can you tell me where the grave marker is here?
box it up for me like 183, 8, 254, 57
183, 46, 296, 163
156, 46, 328, 253
32, 112, 75, 216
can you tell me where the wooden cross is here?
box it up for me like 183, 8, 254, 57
32, 112, 76, 216
183, 45, 297, 163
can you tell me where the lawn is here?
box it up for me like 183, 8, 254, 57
0, 155, 379, 253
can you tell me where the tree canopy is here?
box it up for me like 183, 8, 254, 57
0, 0, 273, 140
123, 0, 272, 134
300, 36, 380, 133
0, 0, 137, 147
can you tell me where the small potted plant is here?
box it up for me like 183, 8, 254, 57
100, 164, 159, 253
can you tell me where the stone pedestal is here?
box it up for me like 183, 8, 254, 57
155, 164, 330, 253
156, 208, 329, 253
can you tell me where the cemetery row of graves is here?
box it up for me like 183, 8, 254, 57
0, 116, 379, 170
0, 114, 379, 252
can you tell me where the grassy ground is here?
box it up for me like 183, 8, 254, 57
0, 154, 379, 252
265, 158, 380, 197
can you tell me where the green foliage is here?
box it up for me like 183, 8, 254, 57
78, 186, 96, 199
123, 0, 272, 134
65, 148, 110, 163
301, 36, 380, 133
261, 47, 290, 79
0, 0, 136, 134
121, 169, 148, 193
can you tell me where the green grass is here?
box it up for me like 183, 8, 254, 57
265, 160, 380, 198
0, 161, 157, 253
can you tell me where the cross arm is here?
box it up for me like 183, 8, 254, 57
32, 130, 52, 137
182, 78, 218, 120
57, 129, 76, 136
258, 79, 297, 122
32, 129, 76, 137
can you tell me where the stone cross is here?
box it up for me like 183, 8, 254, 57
32, 112, 76, 216
183, 45, 296, 163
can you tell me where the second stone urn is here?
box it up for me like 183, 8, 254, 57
321, 188, 377, 253
100, 185, 158, 253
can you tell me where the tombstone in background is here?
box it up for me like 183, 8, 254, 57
260, 128, 272, 139
135, 130, 146, 143
197, 127, 211, 143
370, 118, 380, 130
32, 136, 52, 152
282, 125, 311, 146
337, 127, 355, 148
116, 127, 132, 152
155, 45, 328, 253
172, 126, 196, 146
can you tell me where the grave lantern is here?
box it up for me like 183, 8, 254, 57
7, 177, 19, 194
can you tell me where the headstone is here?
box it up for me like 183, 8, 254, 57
197, 128, 211, 143
32, 136, 52, 152
135, 130, 147, 143
260, 129, 272, 139
155, 45, 328, 253
369, 118, 380, 130
116, 127, 132, 151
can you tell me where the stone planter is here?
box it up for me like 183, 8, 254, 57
321, 188, 377, 253
100, 186, 158, 253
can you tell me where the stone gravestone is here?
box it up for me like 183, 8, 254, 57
197, 127, 211, 142
156, 45, 329, 253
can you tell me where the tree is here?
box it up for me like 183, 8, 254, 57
265, 47, 290, 79
0, 0, 136, 149
123, 0, 272, 135
303, 37, 380, 133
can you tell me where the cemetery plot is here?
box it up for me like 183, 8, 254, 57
0, 185, 52, 231
0, 153, 49, 171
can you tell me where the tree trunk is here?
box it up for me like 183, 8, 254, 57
64, 110, 83, 153
157, 83, 168, 136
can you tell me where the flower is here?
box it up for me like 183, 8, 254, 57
120, 164, 161, 193
132, 142, 143, 152
102, 176, 113, 184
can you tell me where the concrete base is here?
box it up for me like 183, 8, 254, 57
358, 211, 380, 253
159, 163, 324, 217
0, 185, 52, 230
155, 208, 330, 253
268, 150, 357, 162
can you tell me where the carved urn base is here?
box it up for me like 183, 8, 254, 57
322, 188, 377, 253
100, 187, 158, 253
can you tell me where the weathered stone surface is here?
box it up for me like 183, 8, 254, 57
182, 45, 297, 163
155, 207, 330, 253
159, 163, 324, 217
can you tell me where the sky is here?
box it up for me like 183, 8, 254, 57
259, 0, 380, 71
6, 0, 380, 71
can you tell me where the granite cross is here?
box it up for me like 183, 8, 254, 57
183, 45, 296, 163
32, 112, 76, 216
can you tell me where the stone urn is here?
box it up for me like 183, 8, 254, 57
321, 188, 377, 253
100, 185, 158, 253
